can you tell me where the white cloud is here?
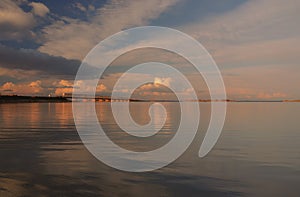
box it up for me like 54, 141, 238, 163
0, 0, 50, 40
38, 0, 179, 60
29, 2, 49, 17
0, 0, 35, 40
154, 77, 172, 87
0, 0, 34, 28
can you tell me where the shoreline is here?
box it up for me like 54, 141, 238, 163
1, 95, 299, 103
0, 95, 70, 103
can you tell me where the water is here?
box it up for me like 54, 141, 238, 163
0, 102, 299, 196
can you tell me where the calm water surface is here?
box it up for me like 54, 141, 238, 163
0, 102, 299, 196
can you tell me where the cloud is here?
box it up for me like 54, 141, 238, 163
180, 0, 300, 67
29, 80, 43, 92
53, 79, 107, 96
0, 67, 39, 80
0, 0, 35, 40
54, 80, 73, 88
175, 0, 300, 99
0, 0, 50, 40
138, 83, 171, 92
154, 77, 172, 87
29, 2, 49, 17
0, 80, 43, 95
74, 2, 87, 12
0, 0, 51, 41
0, 78, 108, 96
38, 0, 179, 60
129, 82, 175, 100
96, 84, 107, 92
52, 79, 76, 96
0, 44, 81, 76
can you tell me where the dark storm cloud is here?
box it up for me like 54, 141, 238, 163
0, 44, 81, 76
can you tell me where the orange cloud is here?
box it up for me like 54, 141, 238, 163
58, 80, 73, 87
54, 87, 73, 96
53, 80, 73, 96
54, 80, 107, 96
96, 84, 107, 92
0, 80, 43, 95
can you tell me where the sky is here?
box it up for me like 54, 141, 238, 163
0, 0, 299, 100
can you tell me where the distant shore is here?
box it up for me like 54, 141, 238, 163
0, 95, 299, 103
0, 95, 70, 103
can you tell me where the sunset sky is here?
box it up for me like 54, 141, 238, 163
0, 0, 299, 100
